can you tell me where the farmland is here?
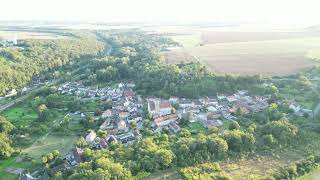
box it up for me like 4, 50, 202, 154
0, 30, 67, 40
163, 28, 320, 76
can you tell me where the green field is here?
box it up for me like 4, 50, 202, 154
0, 157, 33, 180
22, 134, 78, 161
2, 106, 38, 127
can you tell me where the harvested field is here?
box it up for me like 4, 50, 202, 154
201, 31, 320, 44
162, 51, 196, 64
165, 37, 320, 76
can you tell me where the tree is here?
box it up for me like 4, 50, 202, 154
263, 134, 276, 146
38, 104, 49, 121
130, 121, 137, 129
221, 130, 255, 152
261, 120, 298, 144
229, 121, 240, 130
52, 150, 60, 158
155, 149, 174, 168
97, 130, 107, 137
0, 133, 14, 159
207, 136, 228, 159
41, 156, 48, 164
76, 137, 89, 148
179, 128, 191, 138
0, 116, 14, 134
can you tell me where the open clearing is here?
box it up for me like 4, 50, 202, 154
297, 167, 320, 180
2, 106, 38, 127
164, 37, 320, 76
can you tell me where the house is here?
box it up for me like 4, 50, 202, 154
19, 174, 36, 180
207, 112, 221, 120
49, 163, 70, 176
169, 122, 181, 133
127, 83, 135, 88
196, 112, 207, 122
119, 112, 130, 119
169, 97, 179, 104
118, 82, 125, 89
181, 111, 196, 122
226, 96, 238, 103
117, 120, 127, 130
206, 120, 223, 128
124, 89, 135, 97
222, 111, 235, 120
237, 90, 248, 96
85, 131, 97, 143
289, 103, 301, 113
193, 100, 203, 108
179, 99, 194, 108
118, 130, 141, 144
154, 114, 178, 127
229, 104, 250, 114
5, 89, 17, 97
101, 109, 112, 119
147, 99, 172, 117
73, 147, 84, 163
208, 106, 218, 112
99, 120, 112, 130
217, 95, 226, 101
99, 138, 108, 149
106, 135, 118, 145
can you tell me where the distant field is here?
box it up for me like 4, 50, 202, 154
201, 31, 320, 44
164, 37, 320, 76
0, 31, 67, 40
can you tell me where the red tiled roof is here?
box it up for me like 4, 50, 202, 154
159, 101, 171, 109
124, 90, 135, 97
154, 114, 178, 125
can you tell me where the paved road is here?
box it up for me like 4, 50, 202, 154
0, 81, 56, 113
0, 95, 30, 112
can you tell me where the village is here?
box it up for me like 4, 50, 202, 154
20, 81, 313, 179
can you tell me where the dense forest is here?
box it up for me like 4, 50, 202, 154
0, 33, 103, 96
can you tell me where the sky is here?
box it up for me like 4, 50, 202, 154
1, 0, 320, 25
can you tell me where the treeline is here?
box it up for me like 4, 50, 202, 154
0, 116, 15, 159
272, 155, 320, 180
0, 33, 103, 96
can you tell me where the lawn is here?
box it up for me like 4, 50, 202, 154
297, 167, 320, 180
22, 134, 79, 162
0, 157, 33, 180
222, 120, 232, 130
188, 122, 206, 133
2, 106, 38, 127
